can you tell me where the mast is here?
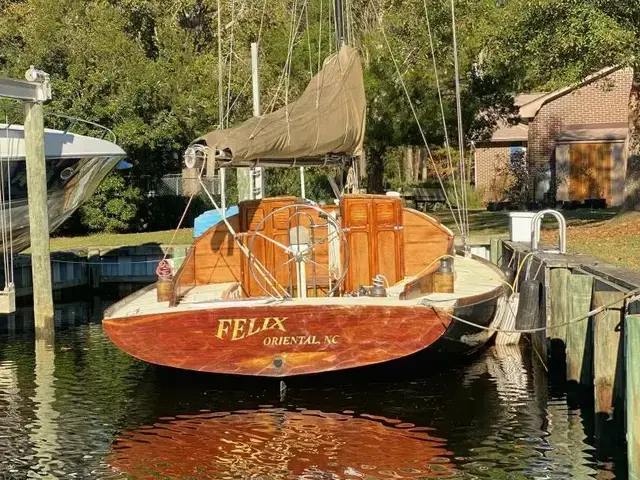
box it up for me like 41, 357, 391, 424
217, 0, 226, 214
334, 0, 345, 49
251, 42, 264, 200
450, 0, 469, 248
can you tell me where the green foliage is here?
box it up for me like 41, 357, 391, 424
79, 173, 142, 233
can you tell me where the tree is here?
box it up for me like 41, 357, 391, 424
481, 0, 640, 208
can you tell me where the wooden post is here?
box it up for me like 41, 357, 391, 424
566, 274, 593, 386
626, 311, 640, 479
23, 101, 54, 336
549, 268, 570, 366
592, 283, 626, 452
593, 286, 625, 418
490, 237, 501, 266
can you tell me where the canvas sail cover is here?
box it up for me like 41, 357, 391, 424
197, 46, 366, 167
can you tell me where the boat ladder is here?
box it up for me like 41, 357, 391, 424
530, 209, 567, 254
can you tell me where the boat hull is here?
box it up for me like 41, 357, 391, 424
3, 155, 121, 253
103, 303, 453, 377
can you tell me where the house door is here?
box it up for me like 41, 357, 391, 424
569, 143, 612, 204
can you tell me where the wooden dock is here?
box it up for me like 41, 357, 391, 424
0, 245, 189, 298
496, 239, 640, 477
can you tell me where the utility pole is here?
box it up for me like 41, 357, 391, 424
23, 68, 54, 337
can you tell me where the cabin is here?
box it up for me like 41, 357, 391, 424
171, 195, 454, 302
474, 66, 633, 207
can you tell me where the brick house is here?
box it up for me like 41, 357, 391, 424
474, 66, 633, 206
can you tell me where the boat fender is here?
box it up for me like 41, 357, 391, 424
515, 280, 541, 331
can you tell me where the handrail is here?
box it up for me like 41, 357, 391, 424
530, 209, 566, 254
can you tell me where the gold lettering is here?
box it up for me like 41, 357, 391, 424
283, 337, 291, 345
313, 336, 321, 345
247, 318, 261, 337
270, 317, 287, 331
231, 319, 247, 340
263, 337, 272, 346
216, 319, 232, 339
325, 335, 339, 345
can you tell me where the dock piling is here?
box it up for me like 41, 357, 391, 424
626, 309, 640, 479
23, 99, 54, 335
549, 268, 570, 366
566, 274, 593, 387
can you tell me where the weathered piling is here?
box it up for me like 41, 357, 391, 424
566, 274, 593, 387
592, 285, 625, 420
24, 99, 54, 334
549, 268, 570, 365
626, 309, 640, 479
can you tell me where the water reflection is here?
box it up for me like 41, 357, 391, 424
29, 337, 63, 477
0, 299, 629, 479
111, 409, 454, 479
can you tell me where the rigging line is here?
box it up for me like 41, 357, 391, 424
369, 0, 462, 236
217, 0, 224, 127
225, 0, 237, 127
305, 2, 313, 79
6, 121, 12, 285
249, 0, 309, 139
0, 121, 8, 285
256, 0, 268, 44
428, 286, 640, 334
222, 75, 252, 124
422, 0, 464, 234
317, 0, 323, 74
449, 0, 470, 245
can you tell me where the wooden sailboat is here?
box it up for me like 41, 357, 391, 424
103, 10, 508, 378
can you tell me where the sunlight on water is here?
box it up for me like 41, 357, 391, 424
0, 313, 627, 479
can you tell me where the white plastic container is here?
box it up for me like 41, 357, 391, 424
508, 211, 536, 243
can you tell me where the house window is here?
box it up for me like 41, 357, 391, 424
509, 146, 527, 170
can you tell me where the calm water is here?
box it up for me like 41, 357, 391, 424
0, 297, 627, 479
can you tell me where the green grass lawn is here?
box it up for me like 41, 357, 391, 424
39, 207, 639, 271
432, 208, 618, 237
46, 228, 194, 252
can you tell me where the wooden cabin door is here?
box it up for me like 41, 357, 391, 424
342, 195, 404, 293
569, 143, 612, 204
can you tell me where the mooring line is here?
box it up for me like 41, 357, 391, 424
424, 287, 640, 335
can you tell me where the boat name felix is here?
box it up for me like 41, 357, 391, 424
216, 317, 287, 341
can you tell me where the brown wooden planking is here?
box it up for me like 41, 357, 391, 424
402, 208, 454, 277
103, 303, 452, 377
569, 143, 612, 204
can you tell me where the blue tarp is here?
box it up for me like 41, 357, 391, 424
193, 206, 239, 238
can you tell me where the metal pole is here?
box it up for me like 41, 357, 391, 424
450, 0, 469, 248
334, 0, 344, 48
250, 42, 264, 200
300, 167, 306, 198
217, 0, 224, 128
24, 100, 54, 335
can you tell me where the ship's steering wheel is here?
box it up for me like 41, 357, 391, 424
247, 203, 349, 299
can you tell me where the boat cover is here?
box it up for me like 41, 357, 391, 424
196, 46, 366, 166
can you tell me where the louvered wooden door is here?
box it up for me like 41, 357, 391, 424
342, 195, 404, 293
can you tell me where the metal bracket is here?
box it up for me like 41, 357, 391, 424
0, 67, 51, 103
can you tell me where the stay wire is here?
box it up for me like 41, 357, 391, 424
369, 0, 462, 237
422, 0, 464, 235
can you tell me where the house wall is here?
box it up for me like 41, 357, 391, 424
528, 68, 633, 200
475, 145, 512, 202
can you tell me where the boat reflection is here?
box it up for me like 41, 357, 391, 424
110, 408, 455, 479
